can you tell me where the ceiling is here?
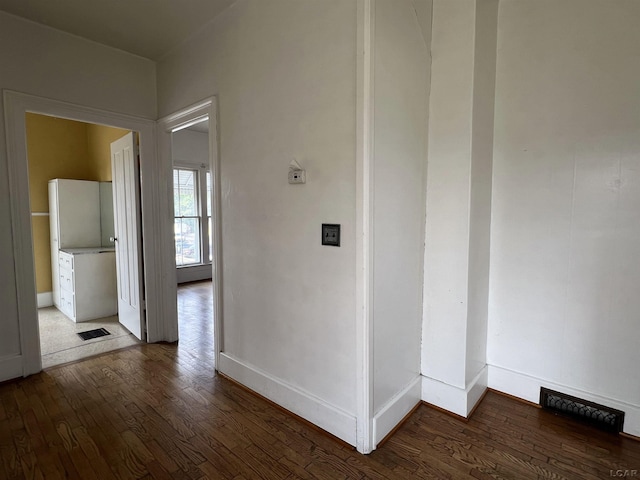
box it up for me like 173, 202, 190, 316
0, 0, 236, 60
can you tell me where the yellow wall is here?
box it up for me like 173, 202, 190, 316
31, 216, 52, 293
86, 123, 129, 181
26, 113, 129, 294
27, 114, 91, 213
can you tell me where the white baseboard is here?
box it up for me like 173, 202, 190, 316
468, 367, 488, 413
37, 292, 53, 308
0, 354, 23, 382
373, 375, 421, 447
488, 364, 640, 437
421, 366, 488, 417
218, 352, 357, 445
176, 265, 213, 284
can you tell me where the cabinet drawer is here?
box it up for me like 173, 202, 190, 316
59, 288, 75, 319
59, 268, 75, 293
58, 252, 73, 270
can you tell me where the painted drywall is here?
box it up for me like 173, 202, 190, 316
371, 0, 430, 415
172, 129, 209, 168
465, 0, 497, 385
0, 11, 155, 377
158, 0, 359, 435
423, 0, 476, 390
489, 0, 640, 435
27, 115, 92, 213
31, 217, 52, 294
0, 13, 156, 117
86, 123, 130, 181
422, 0, 497, 415
26, 113, 128, 295
26, 114, 90, 294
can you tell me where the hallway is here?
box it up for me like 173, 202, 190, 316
176, 280, 214, 359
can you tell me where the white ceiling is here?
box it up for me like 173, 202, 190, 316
0, 0, 236, 60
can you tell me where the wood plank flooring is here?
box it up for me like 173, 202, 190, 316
176, 280, 214, 358
1, 281, 639, 479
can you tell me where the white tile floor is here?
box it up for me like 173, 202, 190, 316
38, 307, 140, 368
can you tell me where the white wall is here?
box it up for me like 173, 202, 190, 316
0, 13, 156, 118
0, 12, 156, 381
489, 0, 640, 436
172, 129, 209, 168
158, 0, 359, 443
466, 0, 497, 386
371, 0, 430, 442
423, 0, 475, 391
422, 0, 497, 416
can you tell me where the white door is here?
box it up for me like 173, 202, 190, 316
111, 132, 145, 340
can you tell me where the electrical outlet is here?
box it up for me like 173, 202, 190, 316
288, 169, 306, 184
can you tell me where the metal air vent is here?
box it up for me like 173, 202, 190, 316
540, 387, 624, 433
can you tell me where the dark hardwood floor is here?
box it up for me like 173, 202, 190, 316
1, 280, 638, 479
177, 280, 215, 358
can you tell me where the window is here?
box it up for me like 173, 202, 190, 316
173, 166, 213, 267
174, 168, 202, 266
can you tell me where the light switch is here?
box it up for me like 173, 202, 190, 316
322, 224, 340, 247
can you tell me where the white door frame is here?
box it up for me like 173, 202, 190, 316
355, 0, 374, 454
3, 90, 176, 376
157, 98, 222, 367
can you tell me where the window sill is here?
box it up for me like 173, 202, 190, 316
176, 263, 212, 284
177, 262, 212, 269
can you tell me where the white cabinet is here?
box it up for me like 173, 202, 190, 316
58, 249, 117, 322
49, 178, 117, 322
49, 179, 100, 308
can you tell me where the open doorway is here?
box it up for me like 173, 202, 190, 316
25, 113, 143, 367
171, 118, 215, 360
4, 91, 175, 379
172, 118, 213, 282
158, 98, 222, 367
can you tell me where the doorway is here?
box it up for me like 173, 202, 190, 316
171, 117, 215, 361
25, 114, 142, 367
158, 98, 222, 367
4, 91, 176, 378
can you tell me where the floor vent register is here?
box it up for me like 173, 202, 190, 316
77, 328, 111, 341
540, 387, 625, 433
